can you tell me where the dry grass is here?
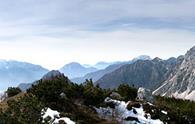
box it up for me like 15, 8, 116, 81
0, 92, 25, 111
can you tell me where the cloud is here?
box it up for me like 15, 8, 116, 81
0, 0, 194, 69
0, 0, 195, 28
0, 27, 194, 69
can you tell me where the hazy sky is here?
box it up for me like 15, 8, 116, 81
0, 0, 195, 69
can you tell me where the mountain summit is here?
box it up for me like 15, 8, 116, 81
60, 62, 97, 79
19, 70, 70, 91
42, 70, 65, 81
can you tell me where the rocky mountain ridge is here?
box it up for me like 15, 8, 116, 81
96, 58, 177, 90
72, 55, 151, 84
153, 46, 195, 100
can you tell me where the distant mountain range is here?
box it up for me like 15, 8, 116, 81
71, 55, 151, 83
93, 61, 120, 69
83, 61, 120, 70
17, 55, 151, 91
1, 47, 195, 101
0, 60, 48, 90
59, 62, 98, 79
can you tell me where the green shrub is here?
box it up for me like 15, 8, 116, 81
154, 96, 195, 123
6, 87, 22, 97
82, 79, 110, 106
117, 84, 137, 101
0, 94, 44, 123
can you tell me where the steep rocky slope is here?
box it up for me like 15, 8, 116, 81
153, 46, 195, 100
96, 58, 176, 90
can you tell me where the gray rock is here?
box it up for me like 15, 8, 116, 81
42, 70, 64, 81
153, 46, 195, 101
137, 87, 154, 102
109, 92, 122, 100
60, 92, 67, 99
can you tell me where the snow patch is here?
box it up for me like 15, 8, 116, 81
95, 97, 163, 124
147, 102, 154, 106
53, 117, 75, 124
41, 107, 75, 124
185, 90, 195, 101
172, 90, 195, 101
42, 108, 60, 121
161, 110, 167, 115
172, 90, 189, 99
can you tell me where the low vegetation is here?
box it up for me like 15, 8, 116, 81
154, 96, 195, 123
0, 76, 194, 124
6, 87, 22, 97
117, 84, 137, 101
0, 77, 122, 123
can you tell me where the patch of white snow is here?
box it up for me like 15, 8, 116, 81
96, 97, 164, 124
42, 108, 60, 123
185, 90, 195, 101
53, 117, 75, 124
161, 110, 167, 115
41, 107, 75, 124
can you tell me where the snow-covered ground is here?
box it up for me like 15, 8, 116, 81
95, 97, 164, 124
172, 89, 195, 101
41, 107, 75, 124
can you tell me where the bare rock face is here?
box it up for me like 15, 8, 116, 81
96, 57, 176, 90
137, 87, 154, 102
153, 46, 195, 101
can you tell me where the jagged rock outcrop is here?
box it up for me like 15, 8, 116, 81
153, 46, 195, 101
137, 87, 154, 102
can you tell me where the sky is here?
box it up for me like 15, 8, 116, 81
0, 0, 195, 70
